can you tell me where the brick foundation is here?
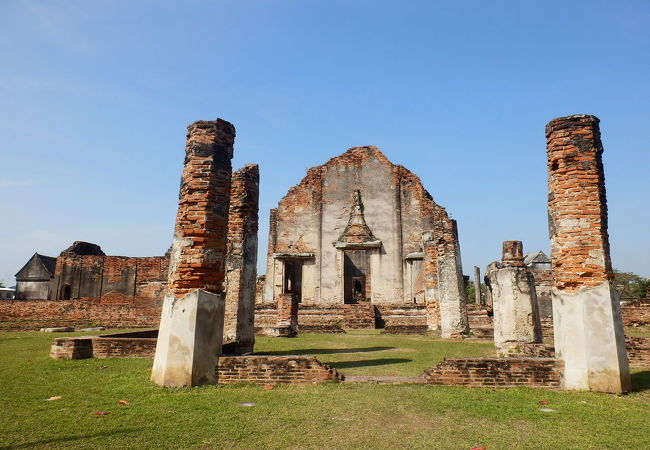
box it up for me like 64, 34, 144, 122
621, 304, 650, 326
424, 357, 563, 388
625, 337, 650, 368
376, 304, 428, 334
216, 355, 343, 384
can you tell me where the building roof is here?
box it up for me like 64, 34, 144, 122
523, 251, 551, 266
15, 253, 57, 280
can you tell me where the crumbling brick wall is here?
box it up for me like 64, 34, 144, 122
49, 254, 168, 305
424, 357, 563, 388
216, 355, 343, 384
0, 300, 161, 330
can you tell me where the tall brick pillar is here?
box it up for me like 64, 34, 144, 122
436, 219, 469, 338
546, 114, 630, 393
224, 164, 259, 354
152, 118, 235, 387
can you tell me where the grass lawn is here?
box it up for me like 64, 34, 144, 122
1, 330, 649, 449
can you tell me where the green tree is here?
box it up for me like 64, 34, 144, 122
613, 270, 650, 300
466, 280, 488, 304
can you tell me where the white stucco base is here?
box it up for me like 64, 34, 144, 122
489, 266, 542, 356
552, 282, 630, 393
437, 255, 469, 338
151, 289, 225, 387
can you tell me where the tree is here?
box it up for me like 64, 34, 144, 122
613, 270, 650, 300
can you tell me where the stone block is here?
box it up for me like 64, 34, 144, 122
151, 289, 225, 387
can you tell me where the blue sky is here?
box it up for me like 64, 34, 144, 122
1, 0, 649, 286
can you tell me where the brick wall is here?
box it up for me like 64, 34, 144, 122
216, 355, 343, 384
424, 357, 563, 388
625, 337, 650, 368
50, 254, 168, 305
376, 304, 428, 334
621, 305, 650, 326
0, 300, 161, 330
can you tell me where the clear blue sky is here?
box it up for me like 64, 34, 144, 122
1, 0, 649, 286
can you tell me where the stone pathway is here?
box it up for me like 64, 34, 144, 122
342, 375, 425, 384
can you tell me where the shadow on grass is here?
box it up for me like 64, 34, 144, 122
258, 346, 395, 356
329, 358, 412, 369
631, 370, 650, 392
1, 428, 143, 449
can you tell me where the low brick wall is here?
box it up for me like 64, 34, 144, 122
50, 337, 94, 359
297, 305, 345, 333
92, 337, 157, 358
622, 304, 650, 327
424, 357, 563, 388
343, 303, 375, 329
0, 300, 161, 330
626, 337, 650, 368
376, 304, 428, 334
216, 355, 343, 384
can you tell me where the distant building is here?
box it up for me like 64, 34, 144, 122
523, 251, 552, 321
0, 287, 15, 300
14, 253, 57, 300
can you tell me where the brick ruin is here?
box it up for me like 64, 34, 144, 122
151, 118, 235, 387
546, 114, 630, 392
224, 164, 260, 353
7, 113, 648, 390
258, 146, 468, 338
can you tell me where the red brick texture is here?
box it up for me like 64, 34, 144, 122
625, 337, 650, 368
51, 254, 168, 305
424, 357, 563, 388
50, 334, 157, 359
216, 356, 343, 384
546, 115, 613, 292
0, 300, 161, 330
621, 304, 650, 326
502, 240, 525, 267
167, 119, 234, 297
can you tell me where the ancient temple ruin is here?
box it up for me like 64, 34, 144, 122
259, 146, 468, 338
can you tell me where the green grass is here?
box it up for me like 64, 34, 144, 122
255, 330, 495, 376
1, 330, 649, 449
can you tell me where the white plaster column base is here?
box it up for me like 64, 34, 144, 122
552, 282, 630, 393
489, 266, 543, 356
438, 255, 469, 338
151, 289, 225, 387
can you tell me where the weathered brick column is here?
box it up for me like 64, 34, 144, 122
152, 118, 235, 387
546, 114, 630, 392
435, 219, 469, 338
224, 164, 259, 354
485, 241, 542, 356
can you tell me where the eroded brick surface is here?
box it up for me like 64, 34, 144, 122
424, 357, 563, 388
224, 164, 259, 350
167, 119, 235, 297
546, 115, 613, 291
216, 355, 343, 384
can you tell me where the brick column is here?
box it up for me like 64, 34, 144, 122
224, 164, 259, 354
152, 118, 235, 387
436, 219, 469, 338
167, 119, 235, 297
546, 114, 630, 392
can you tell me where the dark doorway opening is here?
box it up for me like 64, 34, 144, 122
283, 260, 303, 301
344, 250, 370, 304
61, 284, 72, 300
